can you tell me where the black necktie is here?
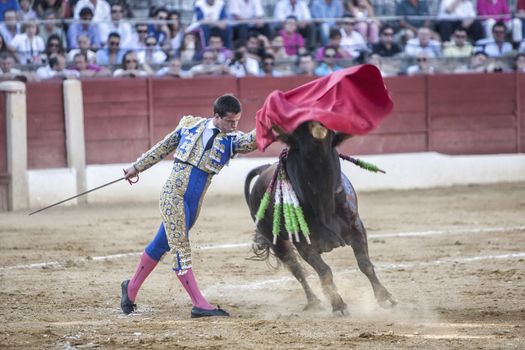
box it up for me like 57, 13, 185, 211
204, 128, 220, 151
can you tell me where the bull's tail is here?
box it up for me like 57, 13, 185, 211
244, 164, 271, 221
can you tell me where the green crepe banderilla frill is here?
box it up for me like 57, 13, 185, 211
254, 152, 312, 245
339, 153, 386, 174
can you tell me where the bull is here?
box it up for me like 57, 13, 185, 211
244, 121, 397, 314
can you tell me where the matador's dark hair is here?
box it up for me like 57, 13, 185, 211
213, 94, 241, 117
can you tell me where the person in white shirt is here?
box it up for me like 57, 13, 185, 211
137, 35, 167, 65
10, 22, 45, 64
475, 21, 514, 57
99, 2, 133, 48
0, 9, 21, 44
339, 16, 368, 58
0, 52, 22, 76
228, 44, 261, 77
228, 0, 271, 42
405, 27, 442, 58
436, 0, 484, 42
36, 53, 80, 80
74, 0, 111, 24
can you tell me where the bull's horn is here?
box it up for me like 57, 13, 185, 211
309, 122, 328, 140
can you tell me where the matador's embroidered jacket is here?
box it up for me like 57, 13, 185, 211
133, 115, 257, 273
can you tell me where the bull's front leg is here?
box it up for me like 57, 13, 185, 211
295, 244, 348, 315
348, 216, 397, 308
273, 239, 322, 310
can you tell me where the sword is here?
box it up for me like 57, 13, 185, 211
29, 170, 138, 216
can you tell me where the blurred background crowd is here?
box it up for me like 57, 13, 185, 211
0, 0, 524, 81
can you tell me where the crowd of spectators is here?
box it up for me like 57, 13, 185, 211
0, 0, 525, 82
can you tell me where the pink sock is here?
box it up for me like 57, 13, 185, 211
177, 268, 215, 310
127, 252, 158, 302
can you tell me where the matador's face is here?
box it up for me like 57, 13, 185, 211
214, 112, 241, 133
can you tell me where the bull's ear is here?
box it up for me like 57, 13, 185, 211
332, 133, 353, 147
272, 125, 294, 145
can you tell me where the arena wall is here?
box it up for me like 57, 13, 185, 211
2, 73, 525, 210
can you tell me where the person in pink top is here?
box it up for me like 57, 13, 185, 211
278, 15, 305, 56
477, 0, 522, 43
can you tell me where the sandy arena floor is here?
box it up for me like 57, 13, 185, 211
0, 181, 524, 349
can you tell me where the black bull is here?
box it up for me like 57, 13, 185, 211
244, 122, 397, 314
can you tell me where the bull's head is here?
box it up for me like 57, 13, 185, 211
272, 122, 352, 147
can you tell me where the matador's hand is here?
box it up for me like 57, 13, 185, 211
123, 166, 139, 185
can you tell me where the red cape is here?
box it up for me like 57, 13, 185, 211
255, 64, 394, 151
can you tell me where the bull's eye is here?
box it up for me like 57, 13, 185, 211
309, 122, 328, 139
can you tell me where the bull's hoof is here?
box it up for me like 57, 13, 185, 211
332, 301, 348, 316
332, 305, 349, 316
303, 299, 322, 312
376, 290, 398, 309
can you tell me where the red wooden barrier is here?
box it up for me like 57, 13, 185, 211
428, 73, 518, 154
0, 91, 8, 210
26, 81, 67, 168
82, 79, 150, 164
22, 73, 525, 170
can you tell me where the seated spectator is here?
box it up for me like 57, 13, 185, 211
137, 34, 167, 65
339, 15, 368, 59
475, 21, 513, 57
113, 50, 148, 77
245, 31, 267, 62
279, 15, 305, 57
515, 53, 525, 72
310, 0, 344, 46
0, 9, 21, 43
273, 0, 316, 50
74, 0, 110, 23
477, 0, 522, 44
266, 34, 290, 60
43, 33, 64, 63
178, 31, 203, 63
0, 33, 17, 62
0, 52, 28, 80
156, 58, 193, 78
96, 32, 124, 65
261, 53, 286, 76
346, 0, 380, 44
18, 0, 37, 20
367, 53, 393, 77
168, 10, 184, 58
193, 0, 231, 48
295, 52, 316, 75
207, 31, 232, 64
228, 0, 271, 43
33, 0, 71, 19
443, 27, 474, 57
39, 10, 66, 47
0, 0, 19, 21
99, 2, 133, 49
314, 45, 343, 76
396, 0, 431, 34
316, 27, 352, 61
67, 34, 96, 63
454, 51, 489, 73
405, 27, 442, 58
372, 24, 402, 57
406, 52, 435, 75
129, 22, 148, 51
520, 40, 525, 53
67, 7, 101, 50
147, 6, 170, 50
437, 0, 484, 43
10, 21, 45, 64
228, 43, 261, 77
71, 51, 110, 77
189, 48, 229, 76
36, 53, 80, 79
